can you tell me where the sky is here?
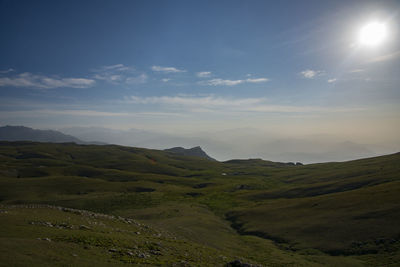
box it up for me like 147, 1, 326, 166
0, 0, 399, 160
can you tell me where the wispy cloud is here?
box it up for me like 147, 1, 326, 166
124, 95, 360, 114
368, 50, 400, 63
126, 74, 148, 84
0, 72, 95, 89
300, 69, 324, 79
201, 77, 269, 86
0, 109, 183, 118
327, 78, 337, 83
151, 65, 186, 73
161, 78, 171, 83
349, 69, 364, 73
94, 74, 123, 82
246, 78, 269, 83
0, 68, 15, 74
92, 64, 146, 84
125, 95, 264, 107
97, 64, 133, 72
196, 71, 212, 78
202, 78, 244, 86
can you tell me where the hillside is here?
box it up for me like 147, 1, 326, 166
0, 142, 399, 266
0, 126, 85, 144
164, 146, 216, 161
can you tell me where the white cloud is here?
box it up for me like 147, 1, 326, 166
201, 77, 269, 86
125, 95, 264, 107
161, 78, 171, 83
368, 50, 400, 63
327, 78, 337, 83
202, 78, 244, 86
124, 95, 360, 114
94, 74, 123, 82
151, 65, 186, 73
126, 74, 148, 84
0, 109, 183, 118
0, 68, 15, 74
349, 69, 364, 73
246, 78, 269, 83
0, 72, 95, 89
300, 69, 324, 79
196, 71, 212, 78
98, 64, 133, 72
92, 64, 144, 84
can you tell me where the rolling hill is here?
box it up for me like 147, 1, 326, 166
0, 141, 399, 266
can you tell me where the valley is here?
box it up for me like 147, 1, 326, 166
0, 142, 399, 266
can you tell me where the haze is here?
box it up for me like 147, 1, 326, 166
1, 0, 399, 163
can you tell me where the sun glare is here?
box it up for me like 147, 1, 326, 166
359, 22, 387, 47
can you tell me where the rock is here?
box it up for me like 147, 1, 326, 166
79, 225, 91, 230
138, 252, 149, 258
236, 184, 252, 190
226, 259, 260, 267
150, 250, 162, 255
186, 192, 203, 197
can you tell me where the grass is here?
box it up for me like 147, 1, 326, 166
0, 141, 399, 266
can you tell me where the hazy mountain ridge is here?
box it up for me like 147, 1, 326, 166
0, 125, 85, 144
0, 125, 107, 145
0, 125, 396, 164
60, 126, 397, 163
164, 146, 216, 161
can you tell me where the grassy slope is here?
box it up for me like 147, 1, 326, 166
0, 141, 399, 266
0, 205, 237, 266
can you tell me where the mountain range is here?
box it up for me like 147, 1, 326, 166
1, 125, 398, 163
0, 125, 85, 144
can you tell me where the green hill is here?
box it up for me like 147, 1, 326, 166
0, 141, 399, 266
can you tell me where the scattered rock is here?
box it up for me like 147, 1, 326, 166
193, 183, 213, 189
150, 250, 162, 255
235, 184, 252, 190
226, 259, 260, 267
79, 225, 91, 230
186, 192, 203, 197
138, 252, 149, 258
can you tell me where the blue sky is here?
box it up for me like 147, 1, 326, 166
0, 0, 399, 145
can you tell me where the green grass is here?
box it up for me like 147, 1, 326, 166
0, 141, 399, 266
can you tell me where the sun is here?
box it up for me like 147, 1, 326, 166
358, 22, 387, 47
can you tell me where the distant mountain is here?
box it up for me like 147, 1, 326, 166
164, 146, 216, 161
0, 125, 87, 144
